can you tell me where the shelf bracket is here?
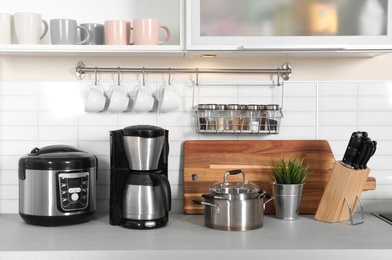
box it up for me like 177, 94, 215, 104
76, 61, 85, 80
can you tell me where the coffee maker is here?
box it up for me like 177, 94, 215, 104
109, 125, 171, 229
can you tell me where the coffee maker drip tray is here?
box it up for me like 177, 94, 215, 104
122, 215, 168, 229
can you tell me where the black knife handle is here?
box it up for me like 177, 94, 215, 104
354, 133, 371, 169
363, 141, 377, 169
342, 131, 364, 168
358, 137, 372, 169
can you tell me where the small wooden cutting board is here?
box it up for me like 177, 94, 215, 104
183, 140, 375, 215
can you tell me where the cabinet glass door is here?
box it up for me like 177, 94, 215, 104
186, 0, 392, 51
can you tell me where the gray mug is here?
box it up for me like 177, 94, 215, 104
80, 23, 104, 45
50, 19, 90, 45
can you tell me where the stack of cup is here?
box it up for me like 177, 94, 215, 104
104, 18, 170, 45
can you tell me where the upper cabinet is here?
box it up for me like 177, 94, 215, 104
1, 0, 392, 56
186, 0, 392, 52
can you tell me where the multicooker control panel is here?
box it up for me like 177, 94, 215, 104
58, 172, 89, 211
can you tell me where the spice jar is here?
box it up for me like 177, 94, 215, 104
227, 104, 241, 131
197, 104, 207, 131
217, 104, 227, 131
240, 105, 248, 130
205, 104, 218, 130
265, 104, 280, 132
259, 105, 267, 131
246, 105, 261, 132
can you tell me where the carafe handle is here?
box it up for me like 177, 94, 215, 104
151, 173, 171, 212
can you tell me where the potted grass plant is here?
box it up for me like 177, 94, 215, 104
270, 156, 311, 221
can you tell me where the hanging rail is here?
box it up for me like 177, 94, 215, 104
75, 62, 292, 85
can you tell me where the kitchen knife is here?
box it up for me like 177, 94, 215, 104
363, 141, 377, 169
353, 132, 369, 169
358, 137, 372, 169
342, 131, 365, 168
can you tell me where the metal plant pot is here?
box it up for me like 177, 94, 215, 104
272, 182, 304, 221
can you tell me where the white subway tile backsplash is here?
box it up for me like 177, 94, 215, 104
0, 141, 37, 155
358, 82, 392, 96
319, 96, 358, 111
284, 97, 316, 111
318, 111, 357, 126
318, 82, 357, 96
0, 80, 391, 214
0, 185, 18, 199
358, 111, 392, 126
0, 111, 37, 125
358, 96, 392, 111
39, 126, 78, 141
0, 96, 38, 111
0, 170, 18, 185
285, 82, 317, 96
79, 113, 118, 126
39, 111, 78, 126
0, 81, 38, 96
0, 126, 38, 140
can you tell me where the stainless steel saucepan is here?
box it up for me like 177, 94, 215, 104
193, 169, 274, 231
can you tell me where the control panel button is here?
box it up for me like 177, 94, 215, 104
145, 221, 156, 228
68, 187, 81, 193
71, 193, 79, 201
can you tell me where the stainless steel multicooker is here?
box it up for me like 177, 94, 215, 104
18, 145, 98, 226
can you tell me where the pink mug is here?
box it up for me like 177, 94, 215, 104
131, 18, 170, 45
104, 20, 131, 45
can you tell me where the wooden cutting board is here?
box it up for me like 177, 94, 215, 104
183, 140, 375, 215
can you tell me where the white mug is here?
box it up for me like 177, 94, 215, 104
0, 13, 12, 44
108, 84, 130, 112
14, 12, 48, 44
132, 84, 154, 112
158, 84, 180, 112
85, 83, 107, 112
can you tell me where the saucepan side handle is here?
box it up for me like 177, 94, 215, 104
192, 199, 220, 215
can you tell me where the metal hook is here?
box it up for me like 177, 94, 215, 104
277, 68, 281, 87
168, 68, 172, 85
117, 67, 121, 86
142, 67, 146, 86
94, 67, 98, 86
195, 67, 199, 87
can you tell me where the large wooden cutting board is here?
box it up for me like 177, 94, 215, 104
183, 140, 374, 215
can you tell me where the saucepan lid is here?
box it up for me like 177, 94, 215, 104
209, 169, 260, 195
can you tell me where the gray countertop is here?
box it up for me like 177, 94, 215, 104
1, 213, 392, 260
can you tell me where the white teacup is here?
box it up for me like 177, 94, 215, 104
158, 84, 180, 113
108, 84, 129, 112
132, 85, 154, 112
85, 83, 106, 112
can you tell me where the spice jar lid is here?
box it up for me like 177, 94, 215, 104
246, 104, 259, 110
197, 104, 207, 110
205, 104, 218, 110
266, 104, 280, 110
217, 104, 227, 110
227, 104, 241, 110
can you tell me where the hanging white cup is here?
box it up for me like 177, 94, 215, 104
108, 84, 129, 112
158, 84, 180, 113
85, 83, 106, 112
132, 84, 154, 112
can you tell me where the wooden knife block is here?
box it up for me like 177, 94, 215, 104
315, 161, 371, 223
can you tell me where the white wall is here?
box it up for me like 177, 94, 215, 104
0, 69, 391, 214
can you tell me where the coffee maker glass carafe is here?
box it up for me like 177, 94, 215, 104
109, 125, 171, 229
